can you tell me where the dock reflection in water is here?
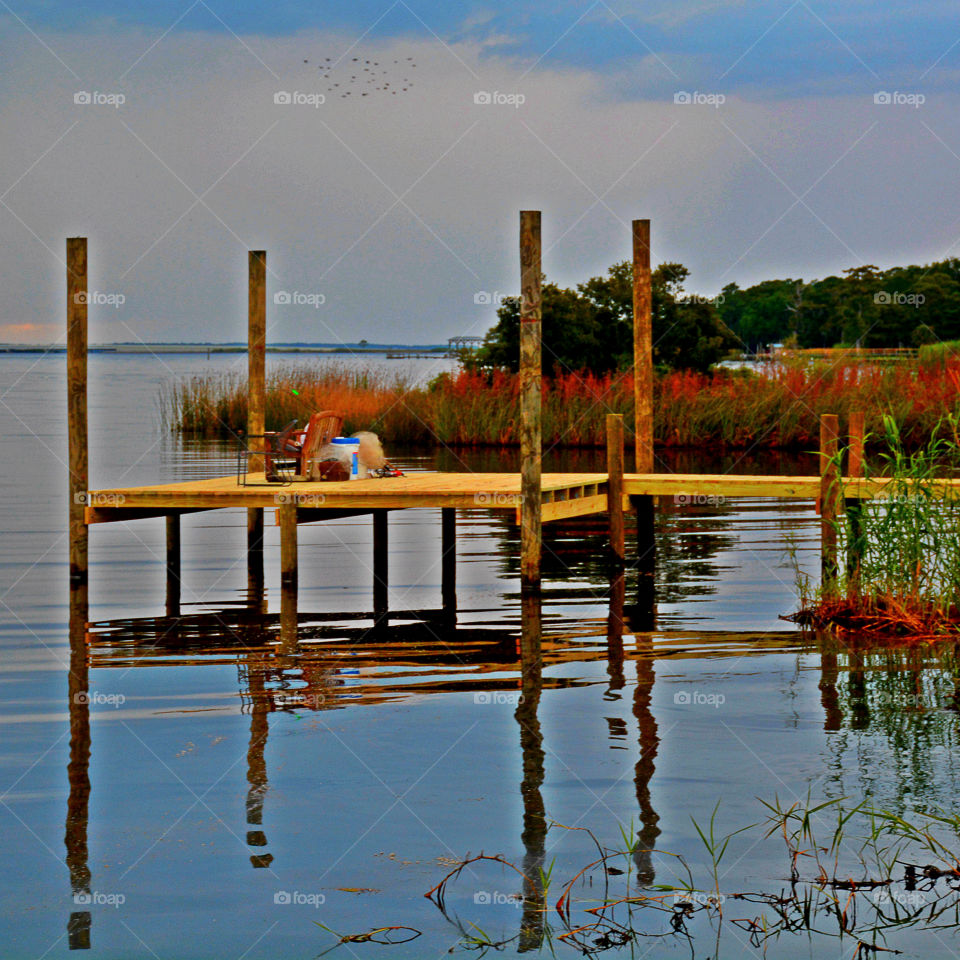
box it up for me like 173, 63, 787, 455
57, 492, 960, 956
63, 565, 810, 952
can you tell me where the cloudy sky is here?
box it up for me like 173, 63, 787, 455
2, 0, 959, 344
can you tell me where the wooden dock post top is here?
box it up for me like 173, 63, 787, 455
67, 238, 88, 585
248, 251, 267, 467
519, 211, 542, 589
632, 219, 653, 475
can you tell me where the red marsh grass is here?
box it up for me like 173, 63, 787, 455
162, 357, 960, 450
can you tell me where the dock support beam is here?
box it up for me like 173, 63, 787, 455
373, 509, 389, 624
441, 508, 456, 621
67, 238, 88, 612
606, 414, 625, 563
631, 220, 655, 628
519, 210, 542, 592
820, 413, 840, 598
247, 251, 267, 609
279, 501, 297, 646
165, 515, 181, 617
845, 411, 865, 597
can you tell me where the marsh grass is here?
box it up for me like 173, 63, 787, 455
162, 357, 960, 450
792, 415, 960, 639
427, 801, 960, 957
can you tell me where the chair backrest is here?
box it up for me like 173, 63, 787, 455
298, 410, 344, 476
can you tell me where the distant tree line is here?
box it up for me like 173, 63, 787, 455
471, 257, 960, 375
718, 260, 960, 352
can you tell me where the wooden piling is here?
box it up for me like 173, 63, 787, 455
279, 500, 297, 645
519, 211, 542, 590
67, 238, 88, 597
846, 411, 865, 597
632, 219, 653, 475
165, 515, 180, 617
631, 220, 656, 626
606, 414, 625, 562
247, 250, 267, 468
247, 250, 267, 605
820, 414, 840, 597
441, 507, 456, 620
373, 509, 388, 622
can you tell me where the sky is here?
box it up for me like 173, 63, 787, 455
2, 0, 960, 344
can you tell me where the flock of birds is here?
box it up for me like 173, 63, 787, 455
302, 55, 417, 99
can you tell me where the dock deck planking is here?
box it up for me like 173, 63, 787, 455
83, 472, 960, 524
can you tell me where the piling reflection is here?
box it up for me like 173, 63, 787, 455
66, 583, 91, 950
632, 642, 660, 884
516, 588, 546, 950
243, 655, 273, 869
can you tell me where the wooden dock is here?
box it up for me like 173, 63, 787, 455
65, 219, 955, 648
84, 470, 960, 524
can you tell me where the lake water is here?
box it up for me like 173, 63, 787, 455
2, 352, 960, 958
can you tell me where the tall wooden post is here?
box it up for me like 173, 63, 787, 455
441, 508, 456, 620
632, 220, 653, 474
606, 414, 625, 562
820, 414, 840, 598
519, 211, 542, 590
247, 251, 267, 607
279, 500, 297, 647
66, 239, 91, 947
67, 238, 88, 601
165, 515, 181, 617
631, 220, 656, 626
845, 411, 865, 598
373, 509, 389, 623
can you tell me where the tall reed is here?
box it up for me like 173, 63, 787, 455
162, 357, 960, 451
795, 414, 960, 636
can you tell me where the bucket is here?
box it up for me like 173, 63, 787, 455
330, 437, 363, 480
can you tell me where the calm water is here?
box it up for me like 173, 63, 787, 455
2, 353, 960, 958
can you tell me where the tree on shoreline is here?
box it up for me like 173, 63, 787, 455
474, 261, 738, 375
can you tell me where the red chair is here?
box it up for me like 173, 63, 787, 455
266, 410, 343, 480
239, 411, 343, 484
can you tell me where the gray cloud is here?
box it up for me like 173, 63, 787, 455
1, 24, 958, 344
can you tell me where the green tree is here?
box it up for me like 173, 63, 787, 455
475, 261, 736, 375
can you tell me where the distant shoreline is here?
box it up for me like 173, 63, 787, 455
0, 342, 452, 356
